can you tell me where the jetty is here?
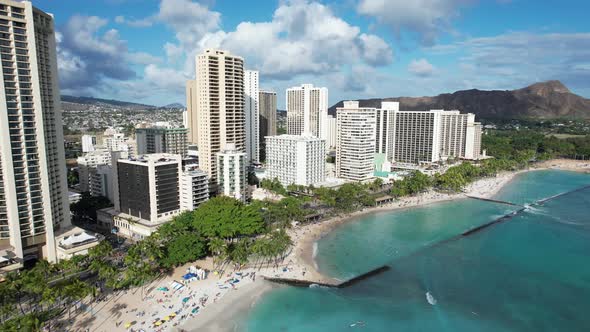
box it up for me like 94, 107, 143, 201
264, 265, 390, 289
535, 184, 590, 204
465, 196, 523, 207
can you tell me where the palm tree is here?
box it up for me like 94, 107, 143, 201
208, 238, 226, 268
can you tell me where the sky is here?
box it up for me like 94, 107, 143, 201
31, 0, 590, 107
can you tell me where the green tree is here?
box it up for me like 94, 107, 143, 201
192, 196, 264, 240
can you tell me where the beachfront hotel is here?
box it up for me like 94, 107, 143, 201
336, 101, 377, 181
375, 102, 400, 162
245, 70, 260, 163
286, 84, 328, 137
187, 49, 246, 194
0, 0, 71, 267
265, 135, 326, 187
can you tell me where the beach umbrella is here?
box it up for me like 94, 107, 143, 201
169, 313, 177, 318
154, 321, 162, 327
163, 316, 170, 322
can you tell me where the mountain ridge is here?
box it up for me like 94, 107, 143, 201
329, 81, 590, 120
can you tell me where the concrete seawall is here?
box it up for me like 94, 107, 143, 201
264, 265, 390, 289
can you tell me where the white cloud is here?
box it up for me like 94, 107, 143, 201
57, 15, 136, 92
357, 0, 470, 45
408, 58, 436, 77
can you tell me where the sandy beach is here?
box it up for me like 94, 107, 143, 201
65, 161, 590, 332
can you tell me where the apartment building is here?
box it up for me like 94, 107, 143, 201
245, 70, 259, 163
189, 49, 246, 193
136, 126, 188, 157
77, 149, 111, 192
393, 111, 443, 165
0, 0, 70, 266
336, 101, 377, 181
180, 165, 209, 211
185, 79, 198, 144
265, 135, 326, 187
286, 84, 328, 137
216, 144, 247, 202
259, 90, 277, 161
81, 134, 96, 153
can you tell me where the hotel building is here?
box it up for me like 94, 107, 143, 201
336, 101, 377, 181
0, 0, 70, 266
265, 135, 326, 187
259, 90, 276, 160
189, 49, 246, 193
286, 84, 328, 137
244, 70, 259, 163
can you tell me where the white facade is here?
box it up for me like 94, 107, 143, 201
321, 114, 337, 151
375, 102, 399, 161
286, 84, 328, 137
104, 131, 126, 152
191, 49, 246, 193
245, 70, 260, 163
266, 135, 326, 187
216, 144, 247, 202
180, 165, 209, 211
336, 101, 377, 181
81, 135, 96, 153
0, 0, 71, 265
77, 149, 112, 193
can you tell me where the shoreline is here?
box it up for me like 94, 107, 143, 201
65, 160, 590, 332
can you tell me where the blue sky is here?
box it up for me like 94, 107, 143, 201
33, 0, 590, 107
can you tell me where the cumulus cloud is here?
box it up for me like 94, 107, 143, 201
357, 0, 470, 45
57, 15, 136, 92
205, 0, 394, 79
408, 58, 436, 77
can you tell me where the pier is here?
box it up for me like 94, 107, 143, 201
264, 265, 390, 289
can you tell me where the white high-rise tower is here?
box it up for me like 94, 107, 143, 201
244, 70, 259, 163
0, 0, 70, 264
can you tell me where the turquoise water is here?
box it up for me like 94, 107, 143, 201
242, 170, 590, 331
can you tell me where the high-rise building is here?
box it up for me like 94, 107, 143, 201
286, 84, 328, 137
180, 165, 209, 211
191, 49, 245, 193
259, 90, 277, 161
322, 114, 337, 151
0, 0, 70, 264
375, 102, 399, 161
113, 154, 182, 239
244, 70, 259, 163
136, 126, 188, 157
266, 135, 326, 187
336, 101, 377, 181
393, 111, 443, 165
216, 144, 247, 202
185, 80, 198, 144
81, 135, 96, 153
464, 121, 483, 160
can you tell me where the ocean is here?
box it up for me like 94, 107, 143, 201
241, 170, 590, 331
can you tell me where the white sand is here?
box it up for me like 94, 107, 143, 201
65, 164, 590, 332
